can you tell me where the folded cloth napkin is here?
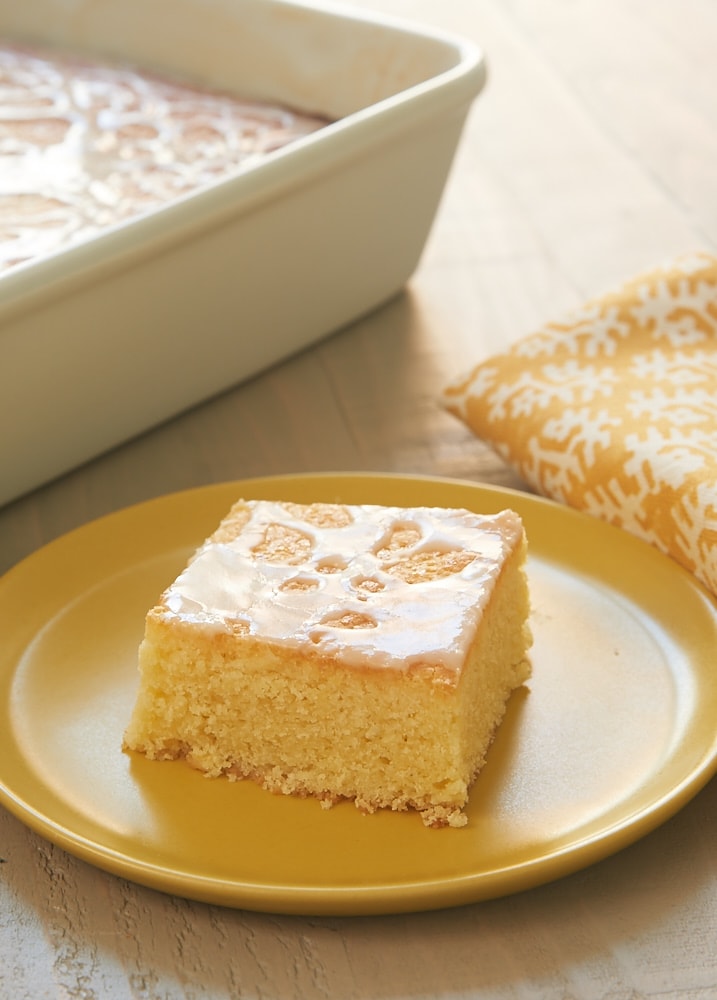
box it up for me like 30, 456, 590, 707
443, 251, 717, 599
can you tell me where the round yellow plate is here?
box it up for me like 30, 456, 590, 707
1, 473, 716, 916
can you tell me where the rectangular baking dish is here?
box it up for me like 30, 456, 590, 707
0, 0, 485, 506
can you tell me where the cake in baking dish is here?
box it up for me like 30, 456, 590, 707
123, 498, 532, 828
0, 41, 329, 273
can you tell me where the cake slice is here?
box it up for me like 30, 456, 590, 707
123, 498, 532, 828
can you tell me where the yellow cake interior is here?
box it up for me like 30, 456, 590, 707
123, 499, 532, 828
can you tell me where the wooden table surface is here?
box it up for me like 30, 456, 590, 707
2, 1, 716, 997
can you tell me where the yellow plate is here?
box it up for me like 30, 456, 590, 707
1, 473, 716, 916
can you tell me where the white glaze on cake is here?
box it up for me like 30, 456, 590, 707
158, 501, 525, 677
125, 498, 532, 827
0, 42, 329, 272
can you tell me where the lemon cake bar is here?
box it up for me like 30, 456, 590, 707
123, 498, 532, 828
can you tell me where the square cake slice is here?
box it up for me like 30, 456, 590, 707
123, 499, 532, 828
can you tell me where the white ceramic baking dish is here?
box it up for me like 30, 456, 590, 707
0, 0, 485, 506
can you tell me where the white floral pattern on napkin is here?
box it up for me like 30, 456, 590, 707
444, 252, 717, 598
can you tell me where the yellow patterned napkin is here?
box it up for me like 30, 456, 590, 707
443, 252, 717, 599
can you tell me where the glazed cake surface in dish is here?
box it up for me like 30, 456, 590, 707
0, 41, 329, 273
123, 499, 532, 828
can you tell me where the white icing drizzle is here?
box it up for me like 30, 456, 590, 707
160, 501, 524, 677
0, 42, 328, 272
